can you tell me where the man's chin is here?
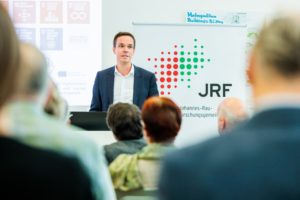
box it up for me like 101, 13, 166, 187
119, 60, 131, 65
121, 58, 130, 62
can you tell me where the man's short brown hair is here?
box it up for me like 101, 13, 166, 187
113, 32, 136, 48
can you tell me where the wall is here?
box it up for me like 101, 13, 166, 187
102, 0, 300, 146
102, 0, 300, 68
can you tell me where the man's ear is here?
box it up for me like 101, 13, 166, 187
218, 117, 225, 134
142, 124, 151, 143
43, 81, 53, 107
246, 50, 256, 86
142, 123, 148, 137
113, 47, 116, 54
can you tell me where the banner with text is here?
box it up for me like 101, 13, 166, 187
133, 21, 248, 146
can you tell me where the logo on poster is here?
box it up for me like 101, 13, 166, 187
146, 38, 211, 96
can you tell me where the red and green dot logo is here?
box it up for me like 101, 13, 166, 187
147, 38, 211, 95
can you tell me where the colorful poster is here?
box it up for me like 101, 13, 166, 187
67, 1, 90, 24
40, 1, 63, 24
8, 0, 101, 107
13, 1, 36, 24
16, 28, 36, 44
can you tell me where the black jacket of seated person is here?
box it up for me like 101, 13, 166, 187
0, 136, 94, 200
104, 138, 146, 164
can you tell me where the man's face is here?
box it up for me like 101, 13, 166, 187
113, 35, 135, 65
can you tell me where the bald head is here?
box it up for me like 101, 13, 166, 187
217, 97, 248, 134
17, 43, 48, 98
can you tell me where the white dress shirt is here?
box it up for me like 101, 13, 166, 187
113, 65, 134, 104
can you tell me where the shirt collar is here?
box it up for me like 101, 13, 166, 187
114, 64, 134, 77
254, 93, 300, 114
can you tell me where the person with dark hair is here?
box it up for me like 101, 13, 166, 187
5, 42, 116, 200
159, 13, 300, 200
104, 103, 146, 164
109, 96, 181, 192
0, 4, 94, 200
90, 31, 158, 112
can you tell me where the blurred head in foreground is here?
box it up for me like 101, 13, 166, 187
0, 4, 20, 109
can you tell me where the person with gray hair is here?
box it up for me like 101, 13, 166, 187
217, 97, 248, 134
5, 43, 116, 200
159, 13, 300, 200
104, 103, 146, 164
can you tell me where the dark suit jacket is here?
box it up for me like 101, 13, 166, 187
0, 137, 94, 200
90, 65, 158, 111
104, 138, 146, 164
159, 108, 300, 200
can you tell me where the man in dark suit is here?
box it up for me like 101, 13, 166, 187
0, 136, 94, 200
159, 14, 300, 200
90, 32, 158, 111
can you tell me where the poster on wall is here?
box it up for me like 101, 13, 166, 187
133, 12, 253, 146
2, 0, 102, 107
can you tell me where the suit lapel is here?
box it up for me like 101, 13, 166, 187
133, 66, 142, 105
106, 67, 115, 105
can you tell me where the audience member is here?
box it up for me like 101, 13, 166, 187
109, 96, 181, 192
44, 79, 69, 122
104, 103, 146, 164
0, 137, 95, 200
217, 97, 248, 134
5, 42, 116, 200
0, 5, 94, 200
159, 13, 300, 200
